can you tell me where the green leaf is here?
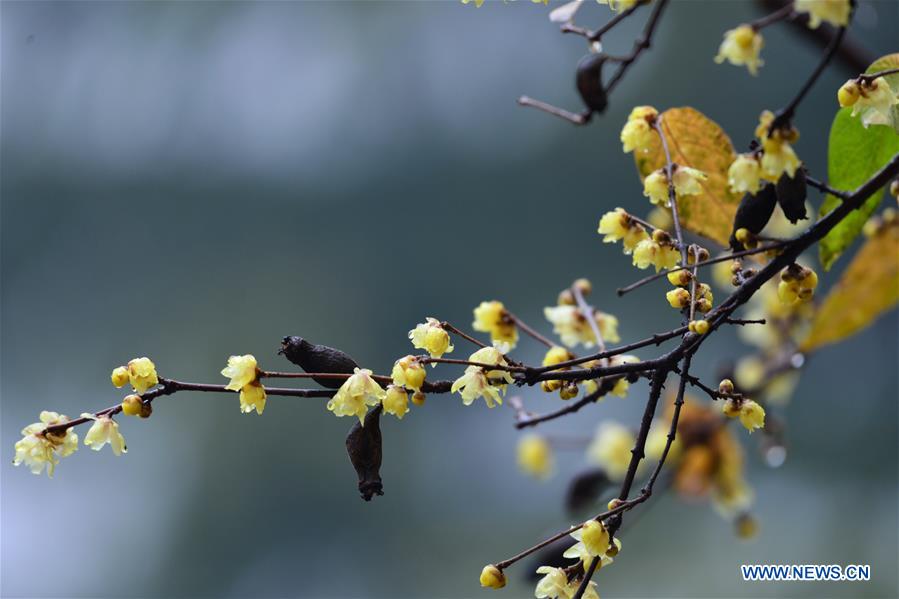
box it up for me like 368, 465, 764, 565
819, 54, 899, 270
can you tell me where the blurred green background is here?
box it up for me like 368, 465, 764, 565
2, 1, 897, 597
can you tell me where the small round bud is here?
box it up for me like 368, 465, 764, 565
605, 538, 621, 557
730, 259, 743, 274
695, 298, 713, 313
695, 247, 710, 262
121, 394, 142, 416
557, 289, 576, 306
718, 379, 735, 395
734, 228, 757, 249
688, 319, 709, 335
411, 391, 426, 406
667, 269, 692, 287
666, 288, 691, 309
111, 366, 129, 388
559, 382, 579, 400
573, 278, 592, 296
837, 80, 860, 107
139, 401, 153, 419
479, 565, 506, 589
541, 379, 562, 393
778, 280, 799, 304
607, 498, 623, 511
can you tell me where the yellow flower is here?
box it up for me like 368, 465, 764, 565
327, 368, 387, 424
13, 411, 78, 477
82, 414, 126, 456
715, 25, 764, 75
221, 354, 266, 414
239, 381, 267, 415
408, 317, 453, 360
672, 165, 708, 196
450, 347, 513, 408
126, 357, 158, 393
383, 385, 410, 419
794, 0, 850, 29
580, 520, 610, 556
739, 400, 766, 433
472, 300, 518, 348
479, 565, 506, 589
587, 421, 635, 480
756, 111, 801, 180
620, 106, 658, 153
727, 153, 763, 194
534, 567, 570, 599
688, 319, 710, 335
643, 169, 670, 206
391, 355, 426, 391
633, 238, 680, 272
597, 208, 649, 253
643, 166, 706, 207
846, 77, 899, 128
563, 525, 619, 574
110, 366, 129, 388
517, 434, 554, 479
535, 566, 600, 599
543, 305, 620, 347
221, 354, 259, 391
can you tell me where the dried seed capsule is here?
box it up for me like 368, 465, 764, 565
345, 404, 384, 501
775, 169, 808, 223
575, 53, 608, 113
729, 184, 777, 250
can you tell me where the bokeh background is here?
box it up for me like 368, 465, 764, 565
2, 1, 897, 597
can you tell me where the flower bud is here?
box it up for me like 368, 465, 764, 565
837, 80, 860, 107
718, 379, 735, 395
411, 391, 426, 406
666, 288, 691, 309
121, 394, 142, 416
573, 278, 592, 296
695, 298, 713, 313
559, 382, 579, 400
607, 498, 623, 511
688, 319, 709, 335
479, 565, 506, 589
111, 366, 129, 388
138, 401, 153, 419
557, 289, 576, 306
739, 400, 766, 433
667, 269, 692, 287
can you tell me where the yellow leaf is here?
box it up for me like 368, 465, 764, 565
634, 107, 741, 247
801, 220, 899, 352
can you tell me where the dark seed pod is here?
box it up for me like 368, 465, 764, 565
279, 336, 359, 389
775, 169, 808, 223
729, 184, 777, 250
565, 467, 611, 514
345, 404, 384, 501
575, 54, 608, 114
